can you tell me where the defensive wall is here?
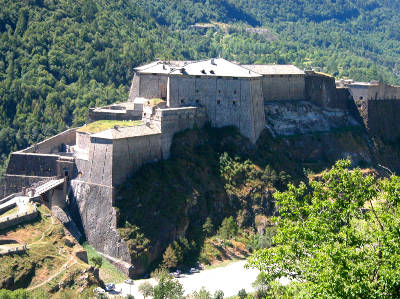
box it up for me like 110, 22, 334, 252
129, 73, 168, 101
88, 103, 142, 123
21, 128, 76, 154
346, 83, 400, 142
167, 75, 264, 143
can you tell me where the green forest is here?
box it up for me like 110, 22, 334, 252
1, 0, 400, 176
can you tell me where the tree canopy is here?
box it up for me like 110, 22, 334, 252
247, 160, 400, 298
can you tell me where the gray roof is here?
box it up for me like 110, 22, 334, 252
241, 64, 305, 75
135, 58, 261, 78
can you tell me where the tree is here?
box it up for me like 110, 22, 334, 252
152, 269, 184, 299
190, 287, 211, 299
252, 272, 269, 298
162, 244, 178, 270
247, 159, 400, 298
237, 289, 247, 299
213, 290, 224, 299
202, 217, 214, 237
90, 256, 103, 268
139, 282, 154, 299
217, 216, 238, 239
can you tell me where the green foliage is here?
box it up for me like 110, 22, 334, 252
138, 282, 154, 299
252, 272, 269, 298
0, 289, 31, 299
247, 159, 400, 298
217, 216, 238, 239
190, 287, 212, 299
90, 256, 102, 268
202, 217, 214, 237
237, 289, 247, 299
152, 269, 184, 299
162, 244, 178, 270
213, 290, 224, 299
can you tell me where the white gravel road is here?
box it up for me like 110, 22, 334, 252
113, 260, 289, 298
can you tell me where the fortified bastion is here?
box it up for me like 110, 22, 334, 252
2, 58, 400, 276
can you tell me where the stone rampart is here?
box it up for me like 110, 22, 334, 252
356, 99, 400, 142
0, 175, 50, 199
88, 108, 141, 123
349, 83, 400, 101
21, 128, 76, 154
305, 71, 338, 108
69, 180, 131, 267
261, 75, 305, 101
6, 153, 59, 177
129, 73, 168, 101
168, 76, 264, 143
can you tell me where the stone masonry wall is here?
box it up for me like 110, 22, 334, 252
129, 73, 168, 101
21, 129, 76, 154
112, 133, 163, 185
69, 180, 132, 271
6, 153, 59, 177
356, 99, 400, 142
305, 72, 338, 108
168, 76, 263, 143
261, 75, 305, 101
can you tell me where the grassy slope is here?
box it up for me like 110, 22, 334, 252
0, 205, 96, 293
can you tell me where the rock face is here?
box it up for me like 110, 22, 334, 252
264, 101, 360, 137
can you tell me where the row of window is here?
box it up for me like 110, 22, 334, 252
180, 99, 238, 105
194, 89, 238, 94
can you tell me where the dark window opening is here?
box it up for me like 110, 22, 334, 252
218, 90, 221, 94
360, 96, 363, 100
234, 90, 237, 94
210, 70, 215, 74
196, 89, 199, 93
201, 70, 206, 74
196, 99, 200, 104
233, 101, 236, 105
181, 99, 184, 104
217, 100, 221, 104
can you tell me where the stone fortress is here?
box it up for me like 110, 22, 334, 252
1, 58, 400, 276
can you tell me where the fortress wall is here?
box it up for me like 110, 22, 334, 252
250, 79, 266, 143
168, 76, 262, 143
154, 107, 207, 157
137, 74, 168, 100
262, 75, 305, 101
349, 84, 400, 101
357, 99, 400, 142
76, 131, 91, 152
305, 73, 338, 108
88, 109, 142, 122
6, 153, 59, 177
21, 128, 76, 154
128, 73, 140, 102
83, 138, 113, 186
0, 175, 47, 199
69, 180, 132, 269
112, 133, 163, 185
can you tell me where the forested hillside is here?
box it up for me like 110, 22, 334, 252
1, 0, 400, 176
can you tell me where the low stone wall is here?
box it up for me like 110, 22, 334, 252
0, 244, 27, 256
88, 109, 141, 122
0, 207, 39, 231
21, 128, 76, 154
